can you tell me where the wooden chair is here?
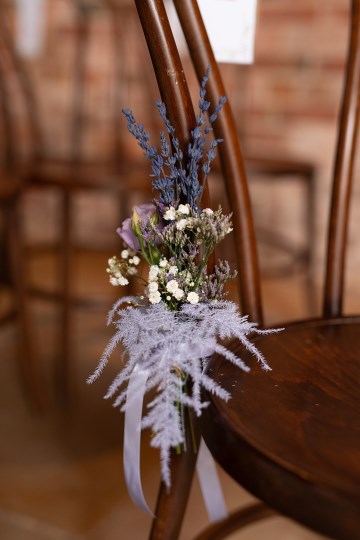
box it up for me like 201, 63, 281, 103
133, 1, 360, 538
0, 80, 44, 410
0, 0, 153, 401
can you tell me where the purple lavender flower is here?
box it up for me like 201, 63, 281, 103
117, 203, 157, 251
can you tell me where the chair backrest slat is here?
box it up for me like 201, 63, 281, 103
323, 0, 360, 317
134, 0, 197, 155
173, 0, 263, 323
135, 0, 263, 323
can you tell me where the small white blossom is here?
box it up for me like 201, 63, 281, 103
132, 256, 140, 266
203, 208, 213, 216
128, 267, 137, 275
184, 271, 192, 283
109, 277, 119, 286
148, 282, 159, 293
149, 265, 160, 281
118, 276, 129, 286
168, 266, 178, 275
121, 250, 129, 259
176, 219, 188, 231
149, 291, 162, 304
173, 288, 184, 300
166, 279, 179, 293
159, 258, 168, 268
163, 207, 176, 220
178, 204, 190, 215
166, 295, 171, 301
187, 292, 199, 304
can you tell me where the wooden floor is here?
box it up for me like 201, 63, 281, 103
2, 188, 353, 539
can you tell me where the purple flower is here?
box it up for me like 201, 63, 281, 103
116, 203, 157, 251
117, 217, 139, 250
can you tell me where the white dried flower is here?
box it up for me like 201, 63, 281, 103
109, 277, 119, 286
148, 282, 159, 293
178, 204, 190, 215
128, 267, 137, 275
166, 279, 179, 293
187, 292, 199, 304
132, 256, 140, 266
149, 265, 160, 281
159, 258, 168, 268
176, 219, 188, 231
173, 288, 184, 300
121, 250, 129, 259
163, 207, 176, 220
118, 276, 129, 286
149, 291, 162, 304
203, 208, 213, 216
168, 266, 178, 275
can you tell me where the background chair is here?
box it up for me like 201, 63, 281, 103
0, 0, 153, 402
133, 0, 360, 538
0, 79, 44, 409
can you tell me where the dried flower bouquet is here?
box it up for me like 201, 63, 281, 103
88, 70, 278, 489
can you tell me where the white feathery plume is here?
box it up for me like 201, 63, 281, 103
88, 300, 281, 487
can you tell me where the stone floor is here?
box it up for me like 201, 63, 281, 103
1, 186, 355, 539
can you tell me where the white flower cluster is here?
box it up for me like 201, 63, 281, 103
163, 203, 192, 232
147, 258, 199, 305
107, 251, 140, 287
163, 204, 233, 241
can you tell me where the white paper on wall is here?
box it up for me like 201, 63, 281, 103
197, 0, 258, 64
16, 0, 46, 58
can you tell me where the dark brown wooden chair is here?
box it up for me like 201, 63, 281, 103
133, 1, 360, 539
0, 81, 44, 409
0, 0, 153, 401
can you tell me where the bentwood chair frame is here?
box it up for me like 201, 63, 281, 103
133, 1, 360, 539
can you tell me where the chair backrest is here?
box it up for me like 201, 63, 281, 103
0, 4, 43, 167
132, 2, 360, 539
134, 0, 360, 327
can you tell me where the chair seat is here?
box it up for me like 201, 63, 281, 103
202, 317, 360, 540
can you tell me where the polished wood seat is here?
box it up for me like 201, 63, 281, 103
204, 317, 360, 539
133, 0, 360, 539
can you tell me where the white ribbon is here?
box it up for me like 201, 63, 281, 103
197, 439, 228, 522
123, 363, 228, 523
123, 364, 153, 514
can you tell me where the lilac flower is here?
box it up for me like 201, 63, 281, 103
117, 203, 157, 251
117, 217, 139, 250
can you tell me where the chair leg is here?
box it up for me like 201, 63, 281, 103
193, 502, 275, 540
55, 191, 73, 403
149, 412, 201, 540
6, 198, 46, 411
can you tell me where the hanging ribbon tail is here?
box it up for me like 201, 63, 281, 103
123, 364, 154, 515
196, 438, 228, 523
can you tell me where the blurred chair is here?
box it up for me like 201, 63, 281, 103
0, 0, 153, 401
134, 0, 360, 538
0, 76, 44, 409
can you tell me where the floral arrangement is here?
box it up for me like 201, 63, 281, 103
88, 71, 278, 494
